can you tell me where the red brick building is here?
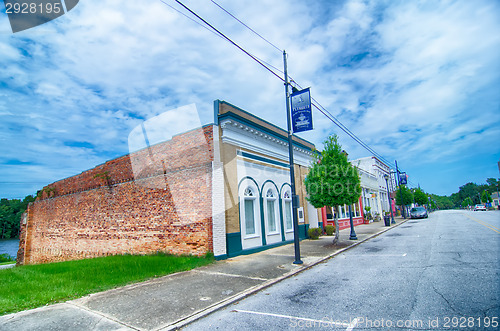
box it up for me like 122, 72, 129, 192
17, 101, 320, 264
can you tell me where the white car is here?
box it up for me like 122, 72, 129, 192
473, 204, 486, 211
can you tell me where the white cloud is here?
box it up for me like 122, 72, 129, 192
0, 0, 499, 198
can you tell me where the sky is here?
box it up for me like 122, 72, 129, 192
0, 0, 499, 199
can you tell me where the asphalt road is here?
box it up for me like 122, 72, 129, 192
183, 210, 500, 330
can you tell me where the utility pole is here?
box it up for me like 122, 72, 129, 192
283, 51, 302, 264
395, 160, 405, 218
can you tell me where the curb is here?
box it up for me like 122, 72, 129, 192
159, 218, 410, 330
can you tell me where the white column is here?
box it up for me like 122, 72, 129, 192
211, 125, 226, 257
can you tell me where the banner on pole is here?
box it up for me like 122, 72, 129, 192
399, 172, 408, 185
291, 88, 313, 133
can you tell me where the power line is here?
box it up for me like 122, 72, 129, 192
210, 0, 282, 53
161, 0, 410, 177
168, 0, 283, 81
161, 1, 284, 76
289, 79, 394, 167
159, 0, 225, 40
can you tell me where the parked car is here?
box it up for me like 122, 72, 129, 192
410, 206, 428, 219
473, 204, 486, 211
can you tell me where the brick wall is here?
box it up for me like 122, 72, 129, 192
18, 126, 214, 265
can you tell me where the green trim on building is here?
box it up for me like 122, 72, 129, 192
238, 151, 290, 169
299, 224, 309, 239
226, 232, 242, 257
259, 195, 266, 246
224, 234, 295, 258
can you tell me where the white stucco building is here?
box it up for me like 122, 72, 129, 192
351, 156, 396, 217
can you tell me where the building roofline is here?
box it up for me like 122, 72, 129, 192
215, 99, 316, 151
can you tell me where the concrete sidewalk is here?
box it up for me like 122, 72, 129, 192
0, 218, 407, 331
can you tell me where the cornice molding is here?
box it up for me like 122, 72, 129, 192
220, 119, 313, 166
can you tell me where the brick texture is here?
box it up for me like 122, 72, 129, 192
18, 126, 214, 265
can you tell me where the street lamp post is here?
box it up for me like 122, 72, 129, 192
389, 171, 396, 224
395, 160, 405, 218
348, 204, 358, 240
341, 150, 357, 240
283, 51, 302, 265
384, 174, 395, 225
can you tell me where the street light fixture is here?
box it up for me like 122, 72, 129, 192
384, 174, 395, 225
342, 150, 357, 240
348, 204, 358, 240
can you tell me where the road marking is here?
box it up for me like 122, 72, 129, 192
232, 309, 351, 328
462, 214, 500, 234
194, 270, 268, 281
346, 318, 359, 331
348, 254, 407, 257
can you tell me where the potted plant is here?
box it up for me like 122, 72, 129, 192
364, 206, 372, 223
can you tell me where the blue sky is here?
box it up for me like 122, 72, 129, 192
1, 0, 499, 199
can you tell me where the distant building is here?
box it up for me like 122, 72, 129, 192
492, 192, 499, 209
351, 156, 396, 218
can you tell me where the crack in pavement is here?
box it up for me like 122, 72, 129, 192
432, 285, 458, 314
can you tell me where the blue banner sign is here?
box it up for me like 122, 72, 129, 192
399, 172, 407, 185
291, 88, 313, 133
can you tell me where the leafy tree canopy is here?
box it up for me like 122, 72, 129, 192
0, 195, 35, 239
395, 185, 413, 206
481, 190, 492, 204
413, 188, 428, 205
486, 178, 499, 194
305, 134, 361, 208
429, 194, 454, 209
461, 197, 473, 208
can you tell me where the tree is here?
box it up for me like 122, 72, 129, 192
450, 192, 461, 208
430, 194, 454, 209
413, 188, 428, 206
458, 182, 484, 204
0, 195, 35, 239
486, 178, 499, 194
305, 135, 361, 244
481, 190, 492, 204
395, 185, 413, 206
461, 197, 473, 209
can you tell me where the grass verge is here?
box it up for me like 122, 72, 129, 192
0, 252, 214, 315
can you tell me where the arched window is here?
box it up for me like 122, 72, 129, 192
283, 190, 293, 230
243, 187, 256, 235
266, 189, 277, 232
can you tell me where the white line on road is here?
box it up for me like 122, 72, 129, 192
346, 317, 358, 331
348, 254, 407, 257
462, 213, 500, 234
193, 270, 268, 281
233, 309, 351, 328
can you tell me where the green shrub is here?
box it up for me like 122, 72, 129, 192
0, 254, 14, 263
324, 225, 335, 236
307, 227, 322, 240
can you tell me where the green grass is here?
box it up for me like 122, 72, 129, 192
0, 252, 214, 315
